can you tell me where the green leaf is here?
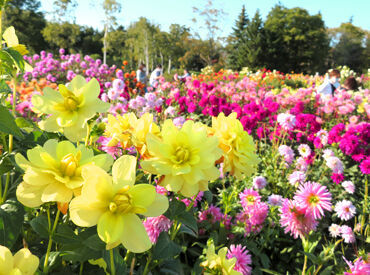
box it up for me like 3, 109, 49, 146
0, 153, 13, 175
4, 48, 25, 72
84, 234, 106, 251
260, 253, 270, 268
178, 224, 198, 238
52, 224, 80, 244
0, 199, 25, 248
0, 104, 23, 137
320, 265, 333, 275
177, 210, 198, 233
15, 117, 35, 134
30, 214, 49, 238
259, 269, 282, 275
0, 80, 11, 94
153, 232, 182, 260
160, 259, 184, 275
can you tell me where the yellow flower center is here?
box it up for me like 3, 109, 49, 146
246, 195, 256, 205
172, 146, 190, 165
308, 194, 319, 206
109, 186, 146, 215
60, 151, 81, 177
64, 96, 79, 111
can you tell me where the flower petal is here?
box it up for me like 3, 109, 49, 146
129, 184, 156, 208
16, 182, 45, 208
69, 196, 105, 227
97, 212, 124, 244
112, 155, 136, 188
13, 248, 39, 275
41, 181, 73, 203
39, 116, 61, 133
69, 75, 86, 91
56, 140, 76, 161
142, 193, 169, 217
120, 214, 151, 253
0, 245, 14, 275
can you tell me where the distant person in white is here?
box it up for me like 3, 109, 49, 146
317, 69, 341, 96
150, 64, 163, 87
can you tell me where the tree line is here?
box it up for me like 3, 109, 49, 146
4, 0, 370, 73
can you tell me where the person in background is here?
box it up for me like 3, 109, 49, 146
176, 69, 190, 83
341, 76, 358, 91
150, 64, 163, 87
136, 63, 148, 93
317, 69, 341, 96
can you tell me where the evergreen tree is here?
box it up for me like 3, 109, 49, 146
227, 5, 249, 70
238, 9, 265, 70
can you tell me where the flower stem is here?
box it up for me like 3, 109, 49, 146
142, 254, 151, 275
302, 254, 307, 275
43, 209, 61, 273
110, 249, 115, 275
361, 178, 368, 234
84, 123, 91, 147
79, 262, 84, 275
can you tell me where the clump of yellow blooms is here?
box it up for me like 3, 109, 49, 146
141, 119, 222, 197
211, 112, 260, 179
104, 112, 160, 157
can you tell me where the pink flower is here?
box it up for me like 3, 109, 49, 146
252, 176, 267, 189
344, 254, 370, 274
288, 171, 306, 186
239, 188, 261, 209
331, 173, 345, 184
268, 194, 283, 206
198, 205, 223, 224
278, 145, 295, 165
328, 223, 341, 237
294, 181, 332, 219
248, 202, 269, 226
279, 199, 318, 239
340, 225, 356, 243
143, 215, 172, 243
334, 200, 356, 221
341, 181, 355, 194
227, 244, 252, 275
277, 113, 296, 131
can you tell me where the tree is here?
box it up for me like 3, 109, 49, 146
52, 0, 77, 22
3, 0, 47, 53
329, 22, 369, 72
102, 0, 122, 64
192, 0, 226, 66
240, 9, 265, 70
227, 5, 249, 70
42, 22, 81, 52
264, 5, 329, 73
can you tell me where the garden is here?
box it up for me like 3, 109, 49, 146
0, 1, 369, 275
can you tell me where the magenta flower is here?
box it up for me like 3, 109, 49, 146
268, 194, 283, 206
360, 158, 370, 174
198, 205, 223, 224
340, 225, 356, 244
252, 176, 267, 189
239, 188, 261, 209
294, 182, 332, 219
227, 244, 252, 275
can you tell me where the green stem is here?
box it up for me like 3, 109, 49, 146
79, 262, 84, 275
362, 178, 368, 234
142, 254, 151, 275
302, 254, 307, 275
110, 249, 115, 275
43, 209, 61, 273
84, 123, 91, 147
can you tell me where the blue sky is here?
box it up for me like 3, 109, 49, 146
41, 0, 370, 38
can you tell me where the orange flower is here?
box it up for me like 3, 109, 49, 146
123, 60, 128, 66
124, 72, 130, 78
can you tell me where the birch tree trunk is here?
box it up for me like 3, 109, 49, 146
103, 23, 108, 65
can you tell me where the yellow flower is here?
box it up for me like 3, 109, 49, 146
141, 120, 222, 197
15, 139, 113, 208
131, 113, 160, 157
104, 113, 138, 148
31, 75, 110, 142
69, 155, 169, 253
200, 243, 241, 275
0, 245, 39, 275
211, 112, 260, 179
2, 26, 28, 55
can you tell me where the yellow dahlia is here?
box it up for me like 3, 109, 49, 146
15, 139, 113, 208
69, 155, 168, 253
141, 119, 222, 197
0, 245, 39, 275
211, 112, 260, 179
